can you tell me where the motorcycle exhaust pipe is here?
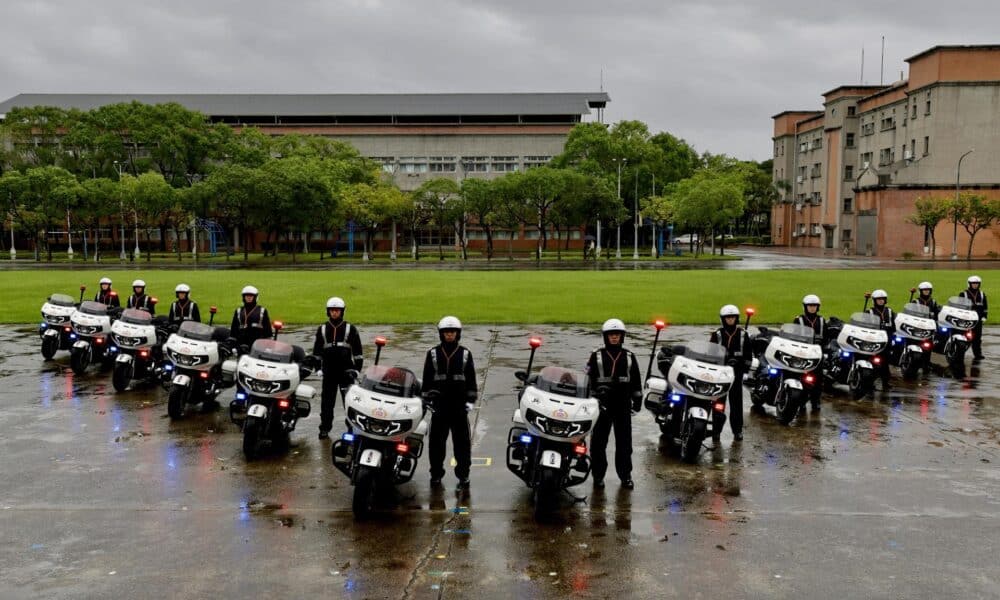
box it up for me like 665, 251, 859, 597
645, 319, 666, 381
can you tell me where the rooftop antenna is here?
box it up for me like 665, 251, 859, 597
598, 68, 605, 123
860, 44, 865, 84
880, 36, 885, 85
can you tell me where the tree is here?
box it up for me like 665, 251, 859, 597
948, 193, 1000, 259
22, 166, 82, 261
461, 178, 498, 260
201, 164, 268, 260
414, 178, 460, 260
907, 196, 950, 258
79, 177, 119, 260
669, 169, 745, 256
258, 157, 332, 261
491, 176, 528, 260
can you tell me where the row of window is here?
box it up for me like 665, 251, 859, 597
371, 155, 552, 174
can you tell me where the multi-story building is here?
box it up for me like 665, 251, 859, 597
771, 45, 1000, 257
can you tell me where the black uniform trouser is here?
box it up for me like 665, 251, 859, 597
590, 403, 632, 481
715, 368, 744, 435
972, 320, 984, 357
809, 364, 823, 408
429, 405, 471, 480
319, 378, 349, 432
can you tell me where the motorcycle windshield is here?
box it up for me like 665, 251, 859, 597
359, 365, 419, 398
48, 293, 75, 307
902, 302, 931, 318
535, 366, 589, 398
121, 309, 153, 326
677, 341, 728, 365
779, 323, 815, 344
78, 301, 108, 317
178, 320, 215, 342
849, 312, 882, 329
947, 296, 974, 310
249, 339, 295, 364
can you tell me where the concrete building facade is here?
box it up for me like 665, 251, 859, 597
771, 45, 1000, 257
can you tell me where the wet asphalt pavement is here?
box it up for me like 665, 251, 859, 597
1, 324, 998, 599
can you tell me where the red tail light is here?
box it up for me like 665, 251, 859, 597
277, 398, 291, 409
713, 401, 726, 412
396, 442, 410, 454
95, 337, 104, 344
139, 350, 149, 358
199, 371, 209, 379
573, 443, 587, 455
872, 356, 882, 365
804, 374, 816, 385
922, 341, 932, 350
63, 326, 72, 332
966, 331, 975, 340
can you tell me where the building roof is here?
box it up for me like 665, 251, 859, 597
771, 109, 822, 119
0, 92, 610, 117
820, 84, 888, 98
906, 44, 1000, 63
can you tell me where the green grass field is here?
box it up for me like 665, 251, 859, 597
6, 269, 994, 327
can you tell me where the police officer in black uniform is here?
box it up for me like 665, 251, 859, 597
586, 318, 642, 490
710, 305, 751, 442
94, 277, 120, 307
127, 279, 155, 314
313, 296, 363, 439
960, 275, 988, 360
794, 294, 829, 412
167, 283, 201, 327
230, 285, 272, 349
867, 289, 895, 389
422, 316, 477, 490
915, 281, 941, 319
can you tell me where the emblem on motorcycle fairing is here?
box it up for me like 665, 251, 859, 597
554, 409, 568, 419
373, 407, 388, 418
257, 371, 269, 379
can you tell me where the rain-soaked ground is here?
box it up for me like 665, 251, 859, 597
0, 324, 997, 599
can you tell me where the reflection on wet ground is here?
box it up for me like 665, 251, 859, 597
0, 324, 998, 598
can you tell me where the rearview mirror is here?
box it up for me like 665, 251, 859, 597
514, 370, 527, 382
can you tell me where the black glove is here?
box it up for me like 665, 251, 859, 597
422, 389, 441, 411
630, 392, 642, 415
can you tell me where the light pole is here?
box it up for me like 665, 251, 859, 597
133, 210, 141, 260
66, 208, 74, 260
613, 158, 627, 258
8, 210, 15, 260
951, 149, 974, 260
114, 161, 126, 261
633, 169, 640, 259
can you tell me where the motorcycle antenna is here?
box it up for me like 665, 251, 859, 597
645, 319, 667, 381
272, 321, 283, 340
79, 285, 86, 304
209, 305, 217, 326
909, 287, 916, 302
526, 336, 542, 377
863, 292, 872, 312
744, 307, 755, 330
373, 336, 387, 365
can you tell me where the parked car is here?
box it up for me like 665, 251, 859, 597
673, 234, 700, 245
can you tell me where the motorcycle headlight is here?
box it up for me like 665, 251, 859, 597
238, 372, 290, 395
43, 314, 69, 324
846, 336, 885, 353
774, 350, 820, 372
899, 323, 933, 339
75, 324, 101, 335
946, 316, 977, 330
524, 408, 591, 438
347, 407, 411, 436
113, 334, 148, 347
676, 372, 727, 397
167, 348, 207, 367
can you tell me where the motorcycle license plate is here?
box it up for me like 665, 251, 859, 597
359, 449, 382, 467
540, 450, 562, 469
247, 404, 267, 418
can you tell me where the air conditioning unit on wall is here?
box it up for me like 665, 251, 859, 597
796, 175, 804, 183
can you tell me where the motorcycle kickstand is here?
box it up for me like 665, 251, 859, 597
561, 488, 588, 504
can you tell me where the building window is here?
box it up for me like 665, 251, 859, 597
910, 139, 916, 158
811, 163, 822, 178
844, 165, 854, 181
798, 166, 807, 180
461, 156, 489, 172
912, 104, 917, 119
811, 192, 822, 204
880, 117, 896, 131
429, 156, 456, 172
369, 156, 395, 173
811, 138, 823, 150
861, 122, 875, 136
810, 223, 821, 236
845, 133, 855, 148
847, 106, 857, 116
799, 142, 808, 153
491, 156, 519, 172
399, 157, 428, 173
523, 155, 551, 169
925, 100, 931, 115
879, 147, 893, 166
923, 136, 930, 156
860, 151, 873, 167
842, 229, 852, 241
843, 198, 853, 213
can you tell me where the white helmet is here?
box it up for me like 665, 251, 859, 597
918, 281, 933, 291
720, 304, 740, 318
802, 294, 821, 306
968, 275, 982, 285
241, 285, 259, 296
326, 297, 346, 309
871, 289, 888, 300
602, 318, 627, 334
438, 315, 462, 342
175, 283, 190, 294
99, 277, 112, 285
132, 279, 146, 288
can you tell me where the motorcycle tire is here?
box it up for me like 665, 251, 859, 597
946, 345, 967, 378
242, 417, 263, 461
41, 336, 58, 360
70, 349, 90, 375
776, 388, 801, 425
168, 384, 187, 420
533, 468, 559, 520
352, 466, 376, 518
112, 362, 132, 393
679, 419, 706, 464
901, 354, 920, 380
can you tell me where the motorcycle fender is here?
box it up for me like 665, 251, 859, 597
43, 328, 60, 339
116, 353, 134, 365
540, 450, 562, 469
247, 404, 267, 419
171, 374, 191, 388
512, 409, 525, 425
906, 344, 924, 355
359, 448, 382, 468
784, 379, 803, 390
687, 406, 709, 421
73, 340, 90, 351
855, 360, 873, 371
951, 334, 969, 345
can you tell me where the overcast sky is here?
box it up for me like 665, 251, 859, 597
1, 0, 998, 160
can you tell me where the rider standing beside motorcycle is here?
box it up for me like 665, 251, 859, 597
422, 316, 478, 490
915, 282, 941, 319
94, 277, 120, 307
167, 283, 201, 327
127, 279, 155, 314
959, 275, 988, 361
794, 294, 830, 412
586, 319, 642, 490
710, 305, 751, 442
313, 297, 364, 440
867, 289, 895, 389
230, 285, 272, 350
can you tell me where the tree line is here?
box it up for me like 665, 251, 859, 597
0, 102, 775, 261
907, 193, 1000, 259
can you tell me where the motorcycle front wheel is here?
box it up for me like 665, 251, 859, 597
679, 419, 707, 463
242, 417, 263, 460
41, 336, 58, 360
775, 388, 802, 425
352, 466, 376, 518
533, 468, 559, 519
112, 362, 133, 392
70, 348, 90, 375
168, 384, 187, 419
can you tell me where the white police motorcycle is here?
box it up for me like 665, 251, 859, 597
69, 300, 117, 375
748, 323, 824, 424
161, 307, 237, 418
935, 296, 980, 376
109, 308, 170, 392
331, 337, 430, 517
890, 302, 936, 379
823, 312, 888, 399
507, 337, 599, 518
39, 291, 81, 360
